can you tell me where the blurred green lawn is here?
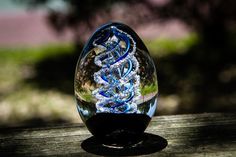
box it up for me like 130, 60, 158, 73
0, 35, 198, 126
0, 44, 79, 126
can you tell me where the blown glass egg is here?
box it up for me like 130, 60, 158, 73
74, 22, 158, 142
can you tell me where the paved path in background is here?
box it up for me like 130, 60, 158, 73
0, 10, 191, 47
0, 11, 73, 47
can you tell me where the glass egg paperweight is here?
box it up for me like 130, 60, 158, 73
74, 22, 158, 145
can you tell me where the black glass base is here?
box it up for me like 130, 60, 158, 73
85, 113, 151, 146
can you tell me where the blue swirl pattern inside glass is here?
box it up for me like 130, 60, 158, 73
92, 26, 141, 113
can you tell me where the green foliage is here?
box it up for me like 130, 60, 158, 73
0, 43, 79, 126
79, 91, 93, 102
0, 44, 75, 65
141, 83, 158, 96
144, 33, 199, 57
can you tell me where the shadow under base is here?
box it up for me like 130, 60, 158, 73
81, 133, 168, 156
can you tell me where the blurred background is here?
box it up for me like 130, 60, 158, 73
0, 0, 236, 127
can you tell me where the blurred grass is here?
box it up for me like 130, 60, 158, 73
0, 44, 79, 126
0, 34, 199, 126
141, 84, 158, 96
145, 33, 199, 57
0, 44, 75, 64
